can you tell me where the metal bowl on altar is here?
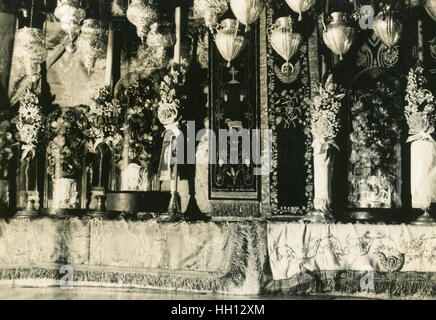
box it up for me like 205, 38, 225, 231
105, 191, 171, 213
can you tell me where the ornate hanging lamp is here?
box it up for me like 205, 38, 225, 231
214, 19, 245, 67
373, 9, 403, 51
269, 16, 302, 73
424, 0, 436, 21
322, 12, 355, 60
14, 27, 47, 83
285, 0, 316, 21
54, 0, 86, 41
194, 0, 228, 31
229, 0, 265, 32
126, 0, 159, 42
76, 19, 108, 75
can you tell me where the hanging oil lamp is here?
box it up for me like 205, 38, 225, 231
194, 0, 228, 31
322, 12, 355, 60
214, 19, 245, 68
269, 16, 302, 73
54, 0, 86, 41
126, 0, 159, 42
229, 0, 265, 32
424, 0, 436, 22
14, 27, 47, 83
285, 0, 316, 21
76, 19, 108, 75
373, 10, 403, 51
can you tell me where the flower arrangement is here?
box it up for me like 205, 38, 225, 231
349, 80, 404, 208
118, 79, 161, 168
404, 66, 435, 138
158, 59, 189, 126
305, 74, 345, 150
85, 86, 123, 155
12, 88, 45, 160
45, 107, 87, 179
0, 119, 16, 179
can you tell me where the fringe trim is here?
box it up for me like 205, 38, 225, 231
210, 201, 260, 217
264, 271, 436, 297
0, 223, 249, 294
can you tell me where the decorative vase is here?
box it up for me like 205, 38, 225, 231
269, 16, 302, 74
214, 19, 245, 67
410, 139, 436, 225
52, 177, 78, 211
322, 12, 355, 60
304, 142, 334, 222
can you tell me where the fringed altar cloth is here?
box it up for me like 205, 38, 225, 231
0, 217, 262, 293
266, 222, 436, 296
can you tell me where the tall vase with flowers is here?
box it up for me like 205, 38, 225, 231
157, 59, 188, 215
84, 86, 123, 210
12, 88, 45, 216
45, 107, 87, 213
404, 66, 436, 225
303, 74, 345, 222
115, 78, 161, 193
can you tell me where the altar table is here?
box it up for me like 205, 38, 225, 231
0, 217, 266, 294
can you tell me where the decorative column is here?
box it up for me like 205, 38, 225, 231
303, 74, 344, 223
406, 27, 436, 225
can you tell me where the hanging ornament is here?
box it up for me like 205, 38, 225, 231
214, 19, 245, 67
13, 27, 47, 83
194, 0, 228, 31
373, 11, 403, 51
147, 22, 176, 48
269, 16, 302, 74
229, 0, 264, 32
126, 0, 159, 42
424, 0, 436, 21
76, 19, 107, 75
322, 12, 355, 60
54, 0, 86, 40
285, 0, 316, 21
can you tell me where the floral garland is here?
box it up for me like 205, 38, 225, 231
404, 66, 435, 140
304, 74, 345, 152
0, 118, 16, 179
12, 88, 44, 160
84, 86, 123, 155
45, 107, 87, 179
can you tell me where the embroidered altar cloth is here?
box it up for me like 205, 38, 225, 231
268, 222, 436, 281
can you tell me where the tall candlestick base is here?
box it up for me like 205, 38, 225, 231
411, 209, 436, 226
15, 199, 37, 217
303, 210, 334, 223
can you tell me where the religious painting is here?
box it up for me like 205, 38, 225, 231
208, 20, 260, 200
